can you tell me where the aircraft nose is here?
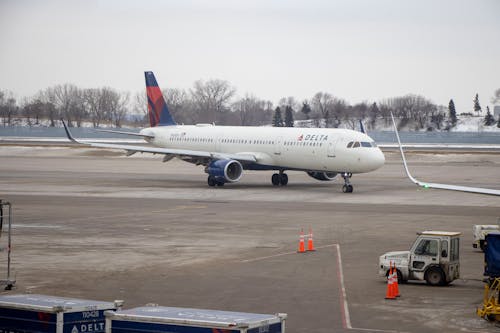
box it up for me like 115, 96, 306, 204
375, 148, 385, 168
370, 148, 385, 170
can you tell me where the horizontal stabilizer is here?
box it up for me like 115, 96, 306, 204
95, 129, 154, 139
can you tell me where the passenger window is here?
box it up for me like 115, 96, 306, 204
353, 142, 360, 148
347, 142, 353, 148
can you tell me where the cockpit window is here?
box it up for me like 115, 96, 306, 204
347, 142, 353, 148
352, 142, 360, 148
361, 142, 372, 148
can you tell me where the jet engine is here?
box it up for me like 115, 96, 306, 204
306, 171, 338, 181
207, 159, 243, 183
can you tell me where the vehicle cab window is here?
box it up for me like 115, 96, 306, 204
415, 239, 438, 256
352, 142, 360, 148
347, 142, 353, 148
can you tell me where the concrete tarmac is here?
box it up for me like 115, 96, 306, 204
0, 145, 499, 332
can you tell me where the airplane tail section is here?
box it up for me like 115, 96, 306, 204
145, 71, 176, 127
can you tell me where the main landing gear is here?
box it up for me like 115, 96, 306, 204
341, 172, 353, 193
271, 171, 288, 186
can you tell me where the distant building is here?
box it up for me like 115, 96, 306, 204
495, 106, 500, 119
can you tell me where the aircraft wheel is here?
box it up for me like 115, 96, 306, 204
271, 173, 280, 186
280, 173, 288, 186
208, 176, 216, 187
216, 181, 225, 187
342, 184, 353, 193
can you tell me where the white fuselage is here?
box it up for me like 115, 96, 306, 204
140, 124, 385, 173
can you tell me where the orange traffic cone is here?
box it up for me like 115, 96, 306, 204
385, 262, 395, 300
298, 229, 305, 253
393, 266, 401, 297
307, 227, 316, 252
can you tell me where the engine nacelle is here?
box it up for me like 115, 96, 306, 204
306, 171, 338, 181
207, 159, 243, 183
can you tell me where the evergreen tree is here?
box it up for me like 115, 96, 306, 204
484, 106, 495, 126
473, 93, 482, 116
369, 102, 380, 128
448, 99, 457, 127
284, 106, 294, 127
301, 102, 311, 120
272, 107, 284, 127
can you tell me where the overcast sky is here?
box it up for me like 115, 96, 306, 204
1, 0, 499, 113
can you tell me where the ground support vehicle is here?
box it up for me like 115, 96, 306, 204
0, 294, 122, 333
105, 305, 287, 333
379, 231, 461, 286
473, 221, 499, 251
477, 232, 500, 322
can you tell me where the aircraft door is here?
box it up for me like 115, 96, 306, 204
274, 136, 283, 155
327, 137, 337, 157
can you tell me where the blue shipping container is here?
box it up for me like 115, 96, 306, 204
105, 306, 286, 333
485, 232, 500, 278
0, 294, 121, 333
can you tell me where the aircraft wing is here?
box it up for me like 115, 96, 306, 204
390, 113, 500, 196
87, 142, 257, 162
62, 120, 257, 163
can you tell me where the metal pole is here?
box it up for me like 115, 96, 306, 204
7, 202, 11, 283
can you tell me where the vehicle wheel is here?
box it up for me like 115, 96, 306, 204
347, 185, 353, 193
208, 176, 216, 187
395, 269, 404, 284
271, 173, 280, 186
280, 173, 288, 186
425, 267, 445, 286
480, 240, 485, 252
342, 185, 348, 193
216, 181, 225, 187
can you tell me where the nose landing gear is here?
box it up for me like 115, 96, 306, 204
341, 172, 353, 193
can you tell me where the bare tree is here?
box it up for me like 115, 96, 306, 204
162, 88, 194, 124
0, 91, 18, 126
83, 88, 107, 127
190, 79, 235, 124
37, 90, 58, 127
132, 91, 148, 126
491, 88, 500, 105
103, 89, 129, 128
22, 98, 46, 126
379, 94, 437, 130
231, 94, 269, 126
49, 84, 84, 127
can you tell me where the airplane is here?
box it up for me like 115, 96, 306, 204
62, 71, 385, 193
390, 113, 500, 196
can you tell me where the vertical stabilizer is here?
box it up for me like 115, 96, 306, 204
145, 71, 176, 127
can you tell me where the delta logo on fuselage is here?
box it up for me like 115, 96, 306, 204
297, 134, 329, 142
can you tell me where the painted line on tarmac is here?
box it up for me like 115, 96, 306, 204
239, 244, 337, 263
335, 244, 407, 333
241, 244, 404, 333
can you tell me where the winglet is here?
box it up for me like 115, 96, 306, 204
390, 112, 500, 196
61, 119, 78, 143
390, 112, 420, 185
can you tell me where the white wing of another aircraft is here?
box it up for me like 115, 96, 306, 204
391, 113, 500, 196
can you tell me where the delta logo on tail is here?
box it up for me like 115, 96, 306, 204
145, 71, 176, 127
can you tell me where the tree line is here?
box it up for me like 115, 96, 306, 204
1, 82, 499, 130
